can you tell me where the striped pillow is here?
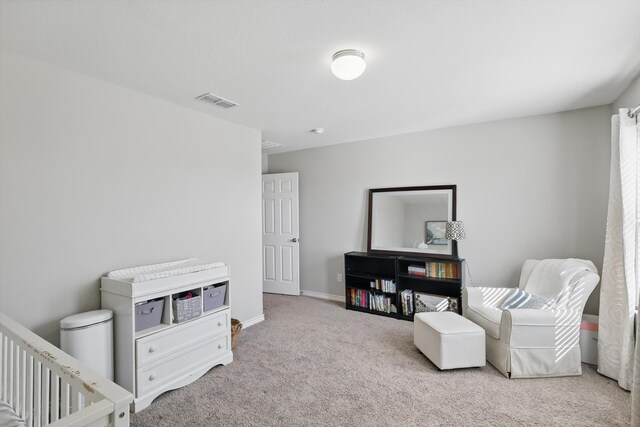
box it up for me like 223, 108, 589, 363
500, 288, 554, 310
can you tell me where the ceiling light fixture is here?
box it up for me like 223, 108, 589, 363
310, 128, 325, 134
331, 49, 366, 80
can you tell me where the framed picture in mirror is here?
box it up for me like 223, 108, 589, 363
426, 221, 448, 245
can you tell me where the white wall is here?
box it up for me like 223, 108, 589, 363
403, 204, 428, 247
371, 194, 404, 248
268, 106, 611, 315
0, 51, 264, 344
262, 154, 269, 174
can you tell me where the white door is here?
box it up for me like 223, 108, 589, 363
262, 172, 300, 295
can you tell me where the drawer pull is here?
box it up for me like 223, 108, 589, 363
218, 344, 223, 349
149, 374, 156, 381
148, 346, 156, 353
218, 321, 223, 327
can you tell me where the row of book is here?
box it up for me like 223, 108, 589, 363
369, 293, 396, 314
370, 279, 396, 293
400, 289, 414, 316
349, 288, 370, 308
348, 288, 397, 314
407, 262, 460, 280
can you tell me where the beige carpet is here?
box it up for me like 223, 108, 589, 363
131, 294, 630, 426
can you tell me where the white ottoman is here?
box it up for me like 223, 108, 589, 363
414, 311, 485, 370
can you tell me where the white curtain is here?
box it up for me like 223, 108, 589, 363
598, 109, 639, 395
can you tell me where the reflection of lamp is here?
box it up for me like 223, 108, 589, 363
446, 221, 465, 258
446, 221, 465, 241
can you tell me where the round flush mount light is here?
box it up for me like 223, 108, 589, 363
331, 49, 366, 80
310, 128, 325, 134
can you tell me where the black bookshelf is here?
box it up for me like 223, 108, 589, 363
344, 251, 464, 321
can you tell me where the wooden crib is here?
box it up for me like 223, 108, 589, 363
0, 312, 133, 426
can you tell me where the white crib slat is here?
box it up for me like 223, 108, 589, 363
42, 367, 50, 426
71, 389, 79, 413
5, 339, 10, 405
51, 374, 59, 423
14, 343, 21, 415
13, 343, 18, 414
61, 380, 69, 418
80, 391, 86, 410
26, 354, 33, 427
19, 345, 26, 420
0, 333, 5, 402
9, 340, 14, 407
34, 361, 41, 427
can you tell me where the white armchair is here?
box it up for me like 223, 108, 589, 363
463, 259, 599, 378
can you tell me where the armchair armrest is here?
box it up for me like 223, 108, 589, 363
500, 308, 582, 348
463, 287, 513, 310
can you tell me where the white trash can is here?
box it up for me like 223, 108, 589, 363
60, 309, 114, 380
580, 314, 598, 365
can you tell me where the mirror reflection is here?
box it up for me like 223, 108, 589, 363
368, 186, 456, 257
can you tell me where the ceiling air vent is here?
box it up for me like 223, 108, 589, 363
262, 140, 283, 151
195, 92, 238, 109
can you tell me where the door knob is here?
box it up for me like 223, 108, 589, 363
291, 238, 298, 242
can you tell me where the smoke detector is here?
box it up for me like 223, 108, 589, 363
195, 92, 238, 109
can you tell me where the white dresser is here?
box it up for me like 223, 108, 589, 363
101, 265, 233, 412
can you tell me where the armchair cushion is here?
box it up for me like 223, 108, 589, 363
464, 305, 502, 339
500, 308, 582, 348
499, 288, 554, 310
463, 287, 512, 309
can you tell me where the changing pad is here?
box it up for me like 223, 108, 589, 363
107, 258, 226, 283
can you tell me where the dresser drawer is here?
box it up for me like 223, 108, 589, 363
136, 334, 229, 396
136, 310, 229, 367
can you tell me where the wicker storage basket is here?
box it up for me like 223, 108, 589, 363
231, 318, 242, 350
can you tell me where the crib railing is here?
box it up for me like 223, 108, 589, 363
0, 312, 133, 426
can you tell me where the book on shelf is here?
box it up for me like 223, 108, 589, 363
368, 292, 396, 314
407, 265, 426, 276
425, 261, 460, 280
369, 278, 396, 293
349, 288, 369, 309
400, 289, 414, 316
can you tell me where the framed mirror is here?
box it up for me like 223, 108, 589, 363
367, 185, 457, 258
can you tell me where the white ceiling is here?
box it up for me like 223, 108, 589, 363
1, 1, 639, 153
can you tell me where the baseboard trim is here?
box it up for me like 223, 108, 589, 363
242, 314, 265, 329
300, 290, 346, 303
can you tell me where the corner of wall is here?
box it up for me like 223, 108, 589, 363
612, 73, 640, 113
